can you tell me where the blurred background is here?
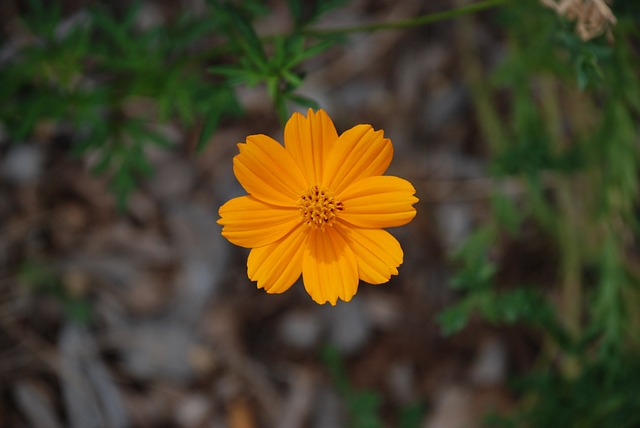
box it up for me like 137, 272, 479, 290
1, 0, 639, 427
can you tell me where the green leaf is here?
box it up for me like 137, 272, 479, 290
491, 191, 522, 235
286, 0, 304, 27
576, 51, 604, 90
282, 69, 304, 87
62, 296, 92, 325
111, 165, 136, 212
208, 65, 263, 86
347, 390, 382, 428
438, 299, 473, 335
220, 2, 267, 67
194, 84, 241, 151
398, 402, 425, 428
321, 345, 350, 394
284, 39, 336, 69
92, 148, 114, 175
196, 104, 223, 152
274, 93, 290, 126
287, 93, 320, 110
286, 0, 349, 27
23, 0, 61, 39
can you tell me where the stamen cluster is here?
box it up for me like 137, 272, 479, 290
298, 185, 343, 230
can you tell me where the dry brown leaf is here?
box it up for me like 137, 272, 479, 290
541, 0, 617, 41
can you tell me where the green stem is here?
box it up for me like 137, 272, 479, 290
302, 0, 512, 37
207, 1, 513, 70
454, 4, 508, 153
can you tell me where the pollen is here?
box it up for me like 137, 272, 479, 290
297, 185, 344, 230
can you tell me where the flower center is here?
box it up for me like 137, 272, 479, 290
297, 186, 344, 230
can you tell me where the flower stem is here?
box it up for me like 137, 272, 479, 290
303, 0, 512, 37
454, 3, 508, 153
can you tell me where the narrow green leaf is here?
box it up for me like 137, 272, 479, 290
287, 93, 319, 110
284, 39, 336, 69
286, 0, 303, 26
282, 69, 303, 88
196, 105, 222, 152
222, 3, 267, 65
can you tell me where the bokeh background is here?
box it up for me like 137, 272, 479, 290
1, 0, 639, 427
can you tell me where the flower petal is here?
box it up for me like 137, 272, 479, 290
338, 176, 418, 228
247, 225, 308, 294
324, 124, 393, 194
218, 196, 301, 248
285, 109, 338, 185
337, 226, 403, 284
302, 228, 359, 305
234, 134, 308, 206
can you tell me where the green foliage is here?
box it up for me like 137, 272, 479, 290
444, 0, 640, 335
321, 345, 425, 428
440, 0, 640, 426
322, 345, 382, 428
449, 227, 497, 292
501, 358, 640, 428
398, 402, 425, 428
0, 0, 243, 207
19, 261, 92, 325
490, 193, 522, 235
438, 227, 568, 344
1, 0, 349, 206
287, 0, 349, 29
207, 0, 344, 123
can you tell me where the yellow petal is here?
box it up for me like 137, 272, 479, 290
247, 225, 308, 294
234, 134, 307, 206
336, 226, 403, 284
285, 109, 338, 185
338, 176, 418, 228
323, 124, 393, 194
302, 228, 359, 305
218, 196, 301, 248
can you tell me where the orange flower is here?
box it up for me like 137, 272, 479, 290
218, 109, 418, 305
